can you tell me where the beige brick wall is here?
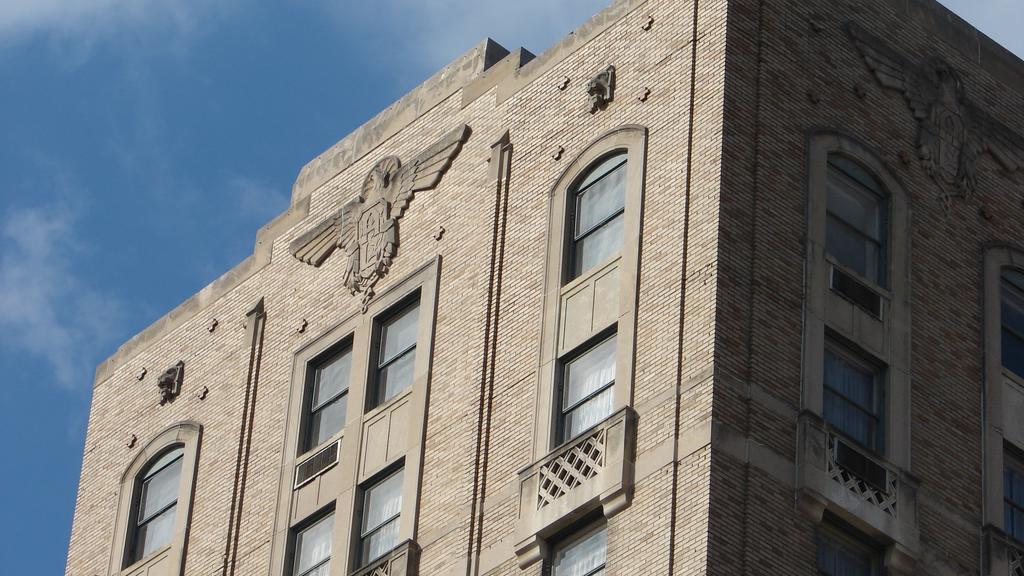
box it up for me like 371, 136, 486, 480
67, 0, 1024, 574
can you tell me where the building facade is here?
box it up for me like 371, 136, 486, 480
65, 0, 1024, 575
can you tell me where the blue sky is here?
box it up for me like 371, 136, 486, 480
0, 0, 1018, 573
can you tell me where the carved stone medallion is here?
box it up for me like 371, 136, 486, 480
157, 361, 184, 404
848, 22, 1024, 206
587, 66, 616, 113
291, 124, 471, 309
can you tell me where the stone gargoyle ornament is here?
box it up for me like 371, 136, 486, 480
290, 124, 470, 310
848, 22, 1024, 207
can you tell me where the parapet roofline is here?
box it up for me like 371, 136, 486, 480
94, 0, 1024, 385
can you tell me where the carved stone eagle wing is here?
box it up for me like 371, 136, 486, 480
969, 105, 1024, 176
289, 200, 359, 267
389, 124, 471, 220
847, 22, 936, 118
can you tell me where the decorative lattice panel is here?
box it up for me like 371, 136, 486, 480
537, 428, 607, 509
365, 561, 390, 576
826, 434, 898, 518
1010, 543, 1024, 576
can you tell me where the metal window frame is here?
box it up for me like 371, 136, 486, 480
358, 466, 405, 567
567, 153, 628, 280
823, 341, 886, 453
368, 298, 421, 410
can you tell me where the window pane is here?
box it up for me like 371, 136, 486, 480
139, 457, 182, 522
575, 159, 626, 237
143, 447, 183, 479
380, 304, 419, 365
816, 536, 872, 576
553, 525, 607, 576
309, 395, 347, 448
362, 518, 400, 565
827, 169, 883, 241
826, 215, 881, 283
1003, 274, 1024, 377
294, 514, 334, 576
363, 470, 404, 534
564, 337, 617, 409
378, 350, 416, 404
312, 350, 351, 409
565, 387, 615, 440
577, 153, 626, 191
574, 213, 624, 277
134, 505, 176, 560
823, 348, 881, 449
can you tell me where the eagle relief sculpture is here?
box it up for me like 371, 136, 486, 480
290, 124, 471, 309
847, 22, 1024, 206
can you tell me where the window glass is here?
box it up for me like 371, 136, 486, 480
562, 336, 616, 442
569, 154, 627, 280
380, 305, 419, 364
553, 524, 607, 576
1006, 454, 1024, 542
372, 302, 419, 408
361, 469, 404, 565
826, 157, 886, 285
816, 533, 875, 576
823, 346, 883, 451
574, 215, 625, 279
307, 348, 351, 449
293, 513, 334, 576
1003, 270, 1024, 378
129, 447, 183, 563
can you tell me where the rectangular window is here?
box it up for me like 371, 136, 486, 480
359, 468, 404, 567
826, 156, 886, 286
823, 342, 884, 452
816, 530, 878, 576
1006, 450, 1024, 542
560, 336, 616, 443
369, 300, 420, 410
1003, 270, 1024, 379
305, 345, 352, 451
570, 153, 626, 280
552, 524, 607, 576
292, 513, 334, 576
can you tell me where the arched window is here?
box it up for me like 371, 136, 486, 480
825, 155, 888, 287
110, 422, 200, 575
567, 152, 627, 281
128, 446, 184, 564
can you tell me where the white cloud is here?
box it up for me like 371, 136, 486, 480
0, 0, 233, 52
0, 200, 122, 388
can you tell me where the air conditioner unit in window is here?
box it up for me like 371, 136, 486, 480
294, 439, 340, 489
829, 265, 883, 319
834, 437, 888, 492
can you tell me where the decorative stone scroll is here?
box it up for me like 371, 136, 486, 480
847, 22, 1024, 206
157, 360, 184, 404
291, 125, 471, 310
586, 66, 616, 113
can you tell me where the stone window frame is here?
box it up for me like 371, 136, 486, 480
982, 246, 1024, 532
270, 258, 439, 576
534, 124, 647, 457
802, 131, 912, 469
109, 421, 202, 576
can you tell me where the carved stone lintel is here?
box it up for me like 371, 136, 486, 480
157, 361, 185, 404
586, 66, 616, 113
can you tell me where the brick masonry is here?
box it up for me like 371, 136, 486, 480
65, 0, 1024, 575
